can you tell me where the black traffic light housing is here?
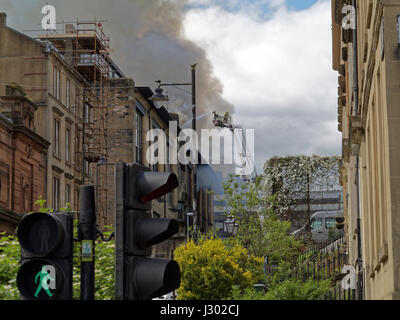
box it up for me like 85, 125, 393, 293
16, 212, 73, 300
115, 162, 181, 300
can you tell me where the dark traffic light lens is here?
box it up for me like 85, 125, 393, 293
17, 212, 64, 256
128, 257, 181, 300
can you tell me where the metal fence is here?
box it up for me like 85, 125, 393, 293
281, 233, 363, 300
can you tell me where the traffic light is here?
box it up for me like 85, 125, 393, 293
336, 216, 345, 230
115, 162, 181, 300
16, 211, 73, 300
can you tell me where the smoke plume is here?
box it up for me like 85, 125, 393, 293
2, 0, 234, 126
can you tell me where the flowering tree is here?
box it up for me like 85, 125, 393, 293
262, 155, 342, 235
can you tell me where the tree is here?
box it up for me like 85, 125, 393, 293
174, 235, 264, 300
222, 175, 302, 263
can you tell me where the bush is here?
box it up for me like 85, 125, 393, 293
0, 233, 20, 300
174, 236, 264, 300
264, 278, 332, 300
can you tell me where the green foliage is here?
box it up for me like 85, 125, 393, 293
0, 233, 20, 300
232, 278, 331, 300
222, 175, 302, 263
94, 226, 115, 300
174, 236, 264, 300
264, 278, 332, 300
34, 196, 52, 213
69, 224, 116, 300
231, 262, 331, 300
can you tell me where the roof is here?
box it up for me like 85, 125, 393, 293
311, 210, 344, 219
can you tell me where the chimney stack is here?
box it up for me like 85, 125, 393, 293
65, 24, 75, 34
0, 13, 7, 27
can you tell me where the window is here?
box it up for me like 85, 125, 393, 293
187, 167, 193, 204
74, 188, 80, 211
85, 160, 90, 177
152, 120, 161, 172
75, 134, 81, 170
53, 66, 57, 97
325, 218, 337, 230
311, 218, 322, 231
166, 142, 172, 205
66, 79, 70, 108
57, 69, 61, 99
397, 15, 400, 46
135, 109, 143, 164
53, 177, 60, 211
54, 118, 60, 158
53, 66, 60, 100
66, 128, 70, 163
84, 103, 90, 123
65, 183, 71, 206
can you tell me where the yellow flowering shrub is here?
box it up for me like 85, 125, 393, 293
174, 237, 264, 300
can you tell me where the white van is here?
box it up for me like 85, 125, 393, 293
292, 210, 344, 242
310, 210, 344, 242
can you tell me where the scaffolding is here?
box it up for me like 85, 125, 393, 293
37, 19, 112, 220
38, 19, 111, 167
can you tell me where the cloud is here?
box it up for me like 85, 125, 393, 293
183, 0, 340, 172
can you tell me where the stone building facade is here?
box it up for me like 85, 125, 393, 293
332, 0, 400, 299
0, 84, 49, 234
0, 12, 212, 258
0, 13, 92, 214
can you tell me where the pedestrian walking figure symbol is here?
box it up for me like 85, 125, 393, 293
34, 265, 56, 298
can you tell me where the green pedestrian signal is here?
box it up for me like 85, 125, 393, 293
34, 265, 56, 298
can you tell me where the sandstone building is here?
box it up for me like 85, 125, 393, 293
0, 13, 212, 258
332, 0, 400, 299
0, 84, 49, 233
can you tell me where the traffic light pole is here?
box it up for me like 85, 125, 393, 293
79, 185, 96, 300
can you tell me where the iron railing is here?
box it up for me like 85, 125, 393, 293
268, 232, 363, 300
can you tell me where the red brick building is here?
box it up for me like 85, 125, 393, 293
0, 84, 49, 234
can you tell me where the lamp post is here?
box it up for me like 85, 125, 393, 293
224, 214, 238, 237
150, 64, 198, 239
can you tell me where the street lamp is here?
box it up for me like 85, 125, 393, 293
151, 64, 198, 238
149, 81, 169, 104
224, 215, 239, 237
149, 65, 197, 135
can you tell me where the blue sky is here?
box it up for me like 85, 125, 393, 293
287, 0, 318, 11
186, 0, 319, 13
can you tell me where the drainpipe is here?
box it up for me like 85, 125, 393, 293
351, 0, 363, 300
